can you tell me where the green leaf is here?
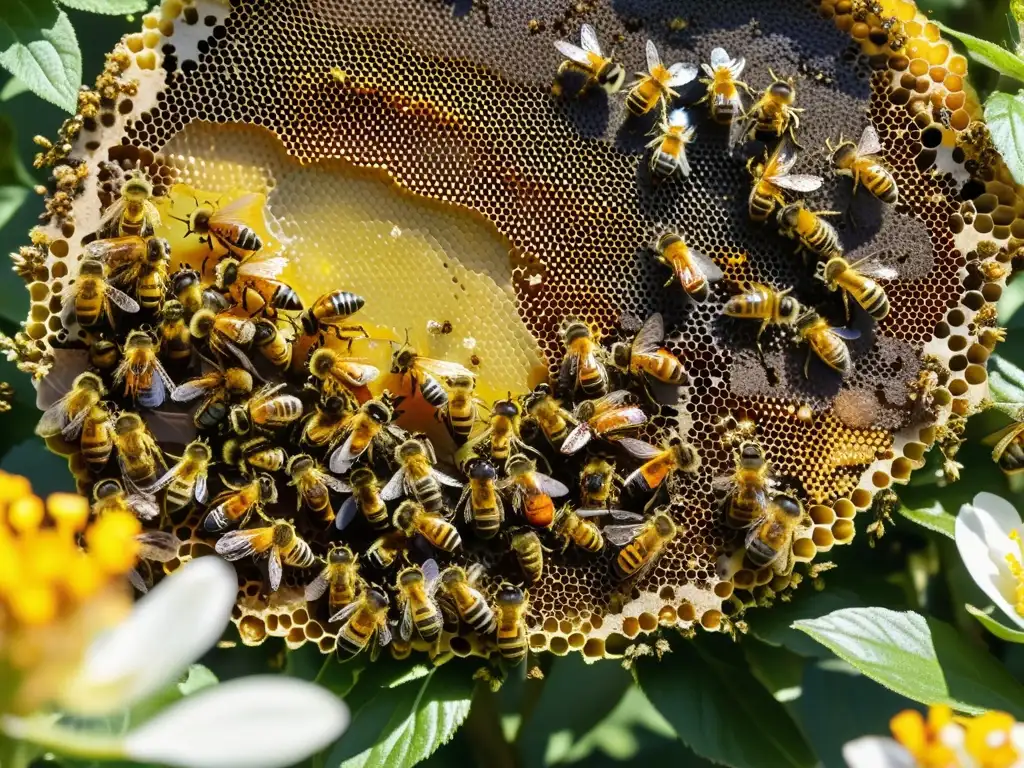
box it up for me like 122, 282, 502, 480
937, 23, 1024, 82
794, 608, 1024, 717
56, 0, 149, 13
0, 75, 28, 100
329, 663, 475, 768
177, 663, 218, 695
986, 91, 1024, 187
747, 587, 874, 658
990, 355, 1024, 403
0, 2, 82, 113
0, 185, 28, 232
896, 501, 956, 539
637, 636, 817, 768
966, 604, 1024, 643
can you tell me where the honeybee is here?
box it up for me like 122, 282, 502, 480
561, 390, 648, 455
509, 530, 545, 585
301, 394, 355, 449
553, 22, 626, 95
696, 47, 750, 124
212, 253, 302, 315
298, 289, 366, 341
112, 411, 166, 492
287, 453, 350, 523
990, 423, 1024, 475
391, 338, 474, 410
611, 313, 687, 389
714, 440, 772, 529
499, 455, 570, 528
605, 511, 678, 581
158, 300, 193, 366
746, 141, 822, 222
332, 587, 392, 660
88, 338, 120, 374
366, 531, 412, 570
746, 70, 804, 144
172, 366, 254, 431
796, 310, 860, 378
826, 124, 898, 205
175, 192, 264, 255
653, 232, 723, 302
114, 330, 175, 409
396, 558, 444, 643
579, 457, 618, 509
60, 259, 141, 328
440, 374, 484, 443
620, 434, 700, 495
203, 473, 278, 532
815, 253, 896, 322
99, 171, 160, 238
438, 565, 496, 635
222, 435, 287, 474
328, 393, 405, 473
559, 318, 609, 398
171, 265, 230, 316
552, 504, 604, 552
304, 544, 363, 613
647, 109, 696, 178
393, 500, 463, 554
216, 519, 316, 592
36, 372, 106, 439
457, 459, 504, 539
252, 318, 293, 371
722, 283, 801, 350
148, 439, 213, 511
493, 583, 529, 663
79, 403, 115, 471
129, 530, 183, 592
624, 39, 698, 116
189, 309, 260, 377
308, 346, 379, 396
91, 477, 160, 521
745, 493, 809, 573
777, 202, 842, 261
228, 383, 304, 434
522, 383, 575, 448
338, 467, 389, 531
466, 397, 536, 467
86, 235, 171, 311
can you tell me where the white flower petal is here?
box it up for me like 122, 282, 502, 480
973, 493, 1023, 535
60, 557, 238, 715
842, 736, 916, 768
956, 502, 1024, 630
124, 677, 348, 768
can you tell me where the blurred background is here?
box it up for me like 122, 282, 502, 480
0, 0, 1021, 766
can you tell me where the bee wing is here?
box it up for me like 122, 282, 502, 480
268, 548, 283, 592
831, 327, 862, 341
136, 530, 181, 562
856, 124, 883, 157
377, 620, 393, 647
558, 350, 579, 394
421, 557, 440, 588
129, 568, 149, 594
560, 423, 592, 455
631, 313, 666, 355
61, 405, 92, 440
320, 472, 352, 493
195, 472, 208, 504
770, 173, 823, 192
172, 378, 218, 403
576, 507, 621, 518
709, 47, 731, 69
97, 197, 128, 231
213, 192, 267, 230
666, 62, 699, 87
337, 362, 380, 387
430, 468, 463, 489
238, 251, 288, 280
59, 290, 78, 329
335, 496, 360, 531
143, 461, 182, 493
214, 526, 275, 561
380, 468, 407, 501
328, 432, 362, 473
645, 39, 662, 73
536, 472, 570, 498
130, 494, 162, 520
399, 600, 414, 642
84, 236, 146, 264
35, 393, 72, 437
711, 475, 737, 492
688, 247, 724, 282
330, 600, 361, 624
603, 523, 645, 546
847, 252, 898, 280
579, 23, 602, 55
768, 142, 798, 176
588, 389, 634, 413
616, 437, 663, 460
415, 356, 475, 381
555, 40, 593, 67
304, 570, 330, 602
218, 337, 263, 379
105, 284, 142, 314
151, 357, 177, 394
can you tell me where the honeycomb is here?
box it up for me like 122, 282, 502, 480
7, 0, 1020, 662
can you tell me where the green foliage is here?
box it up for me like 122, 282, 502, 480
896, 501, 956, 539
795, 608, 1024, 716
0, 2, 81, 112
937, 22, 1024, 81
56, 0, 149, 14
985, 91, 1024, 186
966, 604, 1024, 643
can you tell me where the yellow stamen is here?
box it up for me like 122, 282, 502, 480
85, 511, 141, 575
964, 711, 1019, 768
9, 583, 58, 625
1006, 530, 1024, 617
8, 495, 44, 533
47, 493, 89, 532
890, 706, 961, 767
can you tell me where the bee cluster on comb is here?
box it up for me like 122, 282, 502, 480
7, 0, 1020, 663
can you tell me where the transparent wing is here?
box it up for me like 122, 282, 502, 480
536, 472, 570, 497
631, 313, 665, 355
151, 357, 177, 395
335, 496, 360, 531
380, 468, 407, 501
105, 285, 141, 314
337, 362, 380, 387
304, 571, 329, 601
560, 424, 592, 455
588, 390, 634, 413
215, 526, 275, 560
35, 394, 72, 437
377, 621, 393, 647
831, 327, 862, 341
856, 124, 883, 157
129, 569, 149, 593
328, 433, 361, 473
415, 356, 475, 381
219, 337, 262, 379
212, 193, 267, 231
128, 494, 161, 521
330, 601, 361, 624
768, 142, 798, 176
136, 530, 181, 561
320, 472, 352, 493
666, 62, 699, 87
771, 173, 823, 192
580, 23, 601, 55
172, 378, 218, 403
61, 406, 91, 440
430, 468, 463, 488
422, 558, 440, 586
688, 247, 724, 282
97, 197, 127, 231
645, 39, 662, 73
268, 548, 283, 592
555, 40, 592, 67
847, 252, 898, 280
399, 602, 414, 642
603, 524, 645, 546
239, 251, 288, 280
617, 437, 663, 460
709, 47, 730, 69
195, 473, 208, 504
143, 462, 181, 493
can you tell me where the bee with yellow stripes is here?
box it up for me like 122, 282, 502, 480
203, 473, 277, 532
605, 510, 678, 582
722, 282, 801, 352
624, 40, 698, 116
79, 403, 115, 472
172, 365, 254, 431
714, 440, 773, 530
332, 587, 392, 660
746, 141, 822, 222
189, 308, 261, 378
252, 317, 293, 371
647, 109, 696, 179
99, 171, 160, 238
147, 439, 213, 511
305, 544, 363, 613
610, 313, 687, 391
745, 70, 804, 145
115, 330, 176, 409
288, 453, 350, 524
395, 558, 444, 644
826, 124, 898, 205
795, 309, 860, 378
559, 318, 609, 398
438, 564, 496, 635
381, 437, 463, 514
458, 459, 504, 539
561, 390, 648, 456
85, 235, 171, 312
173, 191, 265, 256
696, 47, 751, 125
521, 383, 575, 449
228, 383, 304, 435
338, 467, 389, 531
92, 477, 160, 522
777, 202, 842, 261
493, 583, 529, 663
215, 518, 316, 592
815, 253, 896, 322
440, 374, 485, 444
744, 493, 810, 574
113, 411, 166, 493
553, 22, 626, 96
393, 500, 463, 554
60, 259, 141, 329
552, 504, 605, 553
308, 346, 379, 397
36, 372, 107, 440
509, 530, 546, 585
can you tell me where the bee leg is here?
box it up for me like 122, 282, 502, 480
842, 291, 851, 325
803, 348, 812, 379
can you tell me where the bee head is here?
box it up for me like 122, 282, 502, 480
670, 440, 700, 472
447, 373, 474, 389
768, 77, 795, 104
124, 329, 156, 352
654, 231, 681, 255
122, 173, 153, 202
309, 347, 339, 380
398, 566, 424, 587
272, 521, 295, 546
610, 342, 631, 369
321, 394, 348, 417
287, 453, 314, 476
774, 493, 804, 519
327, 545, 355, 565
171, 266, 200, 292
257, 474, 278, 503
820, 257, 848, 286
560, 318, 592, 345
365, 587, 389, 611
185, 440, 212, 462
776, 203, 802, 231
162, 300, 186, 323
146, 237, 171, 264
397, 438, 426, 462
188, 204, 213, 233
505, 454, 534, 477
74, 371, 107, 395
510, 530, 539, 553
495, 583, 525, 606
392, 501, 420, 530
469, 459, 496, 482
93, 478, 124, 501
493, 398, 521, 419
228, 405, 252, 436
252, 318, 278, 347
652, 513, 677, 538
214, 257, 240, 290
777, 291, 801, 324
440, 566, 466, 587
574, 399, 598, 421
221, 438, 243, 466
80, 259, 105, 277
598, 61, 626, 93
189, 308, 216, 339
349, 467, 375, 488
364, 398, 394, 424
88, 338, 119, 369
827, 137, 857, 170
114, 411, 142, 434
738, 441, 765, 469
390, 339, 417, 373
224, 368, 254, 397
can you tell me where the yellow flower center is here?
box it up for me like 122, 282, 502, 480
889, 707, 1023, 768
891, 707, 961, 767
1005, 530, 1024, 618
963, 712, 1019, 768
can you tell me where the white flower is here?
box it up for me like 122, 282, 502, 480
2, 557, 349, 768
955, 492, 1024, 630
843, 736, 916, 767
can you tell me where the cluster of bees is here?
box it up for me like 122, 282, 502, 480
556, 26, 902, 378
